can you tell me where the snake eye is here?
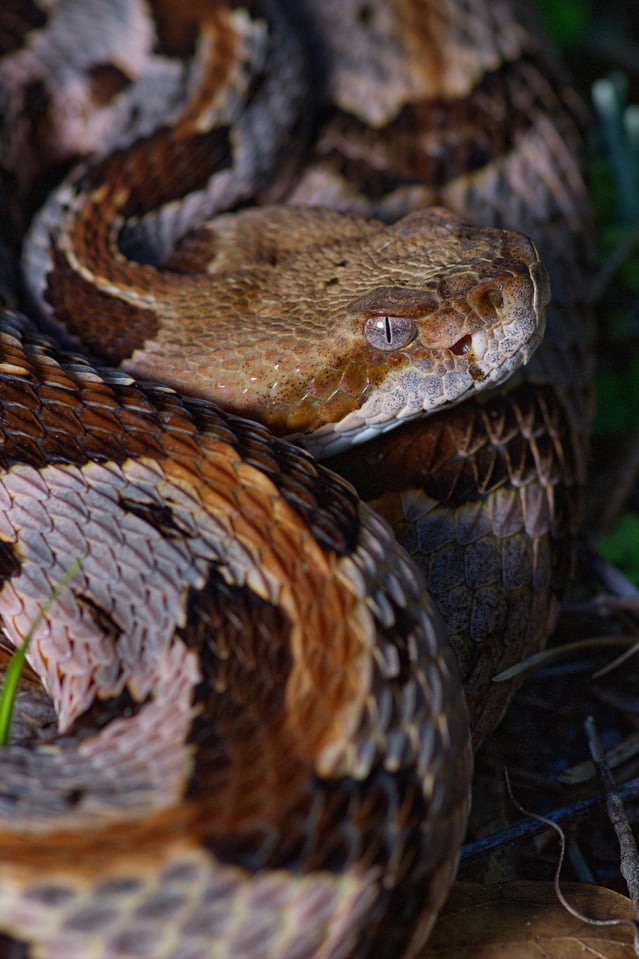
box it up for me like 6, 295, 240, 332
364, 315, 416, 351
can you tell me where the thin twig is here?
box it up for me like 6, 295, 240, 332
460, 776, 639, 866
501, 768, 639, 953
493, 635, 638, 684
560, 730, 639, 785
586, 716, 639, 910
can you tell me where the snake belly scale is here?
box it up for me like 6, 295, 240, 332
0, 1, 591, 958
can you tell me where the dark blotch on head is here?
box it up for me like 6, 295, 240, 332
87, 63, 131, 107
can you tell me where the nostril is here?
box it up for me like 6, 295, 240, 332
468, 281, 504, 319
487, 288, 504, 310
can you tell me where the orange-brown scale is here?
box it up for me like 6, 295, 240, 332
396, 0, 446, 90
175, 4, 262, 129
167, 206, 384, 274
189, 471, 370, 762
0, 804, 202, 875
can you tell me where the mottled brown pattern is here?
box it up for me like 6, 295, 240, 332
306, 54, 575, 203
0, 314, 363, 555
0, 307, 470, 958
80, 126, 234, 219
0, 0, 592, 955
285, 0, 592, 746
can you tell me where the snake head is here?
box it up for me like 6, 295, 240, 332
287, 207, 550, 456
81, 203, 548, 459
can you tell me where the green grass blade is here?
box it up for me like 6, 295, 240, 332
0, 556, 84, 746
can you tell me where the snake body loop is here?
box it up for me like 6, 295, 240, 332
0, 1, 592, 957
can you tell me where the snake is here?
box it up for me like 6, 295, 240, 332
0, 1, 593, 958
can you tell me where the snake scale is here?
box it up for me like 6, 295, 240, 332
0, 1, 593, 958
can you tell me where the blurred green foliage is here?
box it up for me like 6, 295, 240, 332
590, 72, 639, 441
598, 512, 639, 583
534, 0, 590, 49
534, 4, 639, 580
589, 68, 639, 581
595, 362, 639, 436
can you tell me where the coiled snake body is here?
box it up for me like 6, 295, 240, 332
0, 1, 592, 957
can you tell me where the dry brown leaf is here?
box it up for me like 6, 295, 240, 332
422, 880, 634, 958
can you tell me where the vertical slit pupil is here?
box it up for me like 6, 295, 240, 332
385, 316, 392, 344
